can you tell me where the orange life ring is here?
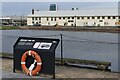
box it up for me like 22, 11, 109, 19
21, 50, 42, 76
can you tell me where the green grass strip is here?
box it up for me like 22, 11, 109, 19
0, 26, 21, 30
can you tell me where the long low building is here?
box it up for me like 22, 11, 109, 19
0, 17, 12, 26
27, 9, 120, 27
0, 16, 27, 26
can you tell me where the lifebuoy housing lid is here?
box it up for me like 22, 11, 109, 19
14, 37, 60, 51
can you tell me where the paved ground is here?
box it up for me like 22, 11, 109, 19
56, 66, 119, 78
2, 70, 33, 78
1, 58, 120, 79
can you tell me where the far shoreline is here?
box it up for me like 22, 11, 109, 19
1, 26, 120, 33
20, 26, 120, 33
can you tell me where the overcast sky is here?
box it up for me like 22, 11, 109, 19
1, 2, 119, 16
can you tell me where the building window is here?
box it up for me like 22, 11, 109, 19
51, 17, 53, 21
84, 22, 88, 25
47, 17, 49, 21
54, 17, 56, 21
35, 17, 37, 20
104, 22, 108, 25
99, 20, 103, 22
63, 17, 65, 19
39, 17, 41, 20
77, 17, 80, 19
81, 17, 84, 19
68, 17, 70, 19
108, 16, 111, 19
97, 16, 100, 19
93, 22, 96, 25
32, 21, 34, 24
92, 17, 94, 19
87, 17, 90, 19
68, 20, 74, 22
32, 17, 34, 20
49, 4, 57, 11
59, 17, 61, 19
112, 16, 116, 19
72, 17, 74, 19
102, 16, 105, 19
119, 16, 120, 19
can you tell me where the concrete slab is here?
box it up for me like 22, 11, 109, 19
2, 70, 43, 78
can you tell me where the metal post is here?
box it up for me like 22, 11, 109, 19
53, 74, 55, 79
60, 34, 64, 66
75, 15, 76, 27
21, 16, 22, 26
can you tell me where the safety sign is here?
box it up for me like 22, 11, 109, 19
33, 42, 52, 50
13, 37, 59, 77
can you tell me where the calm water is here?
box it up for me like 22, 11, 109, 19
0, 30, 119, 72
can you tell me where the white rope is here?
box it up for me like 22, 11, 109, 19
29, 70, 32, 76
29, 60, 37, 70
37, 63, 42, 65
28, 50, 31, 56
21, 62, 25, 64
